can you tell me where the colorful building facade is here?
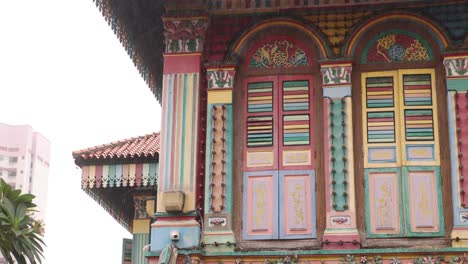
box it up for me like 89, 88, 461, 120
87, 0, 468, 263
73, 132, 160, 264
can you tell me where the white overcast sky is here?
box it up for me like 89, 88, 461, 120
0, 1, 161, 263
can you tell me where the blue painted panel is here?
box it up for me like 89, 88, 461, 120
323, 86, 351, 98
279, 170, 316, 239
150, 224, 200, 254
242, 170, 279, 240
405, 144, 435, 161
368, 146, 397, 163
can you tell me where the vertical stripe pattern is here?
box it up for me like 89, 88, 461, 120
403, 74, 432, 106
159, 73, 199, 192
404, 109, 434, 141
283, 114, 310, 145
366, 77, 394, 108
367, 112, 395, 143
282, 80, 309, 111
247, 82, 273, 112
132, 233, 149, 264
247, 116, 273, 147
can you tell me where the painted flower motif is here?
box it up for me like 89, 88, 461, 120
390, 257, 401, 264
360, 257, 368, 264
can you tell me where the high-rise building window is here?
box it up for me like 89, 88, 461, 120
8, 171, 17, 177
9, 157, 18, 163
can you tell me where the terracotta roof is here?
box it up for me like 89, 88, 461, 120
73, 132, 160, 162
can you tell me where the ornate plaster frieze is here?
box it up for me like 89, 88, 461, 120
320, 63, 352, 86
163, 17, 208, 53
444, 55, 468, 78
206, 67, 236, 89
249, 40, 310, 68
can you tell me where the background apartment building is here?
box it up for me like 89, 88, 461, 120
0, 123, 50, 222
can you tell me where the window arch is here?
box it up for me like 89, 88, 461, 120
350, 20, 451, 243
234, 33, 322, 242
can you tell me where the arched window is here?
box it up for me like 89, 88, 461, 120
358, 29, 445, 238
240, 37, 317, 240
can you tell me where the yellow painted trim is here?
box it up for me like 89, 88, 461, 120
206, 67, 236, 72
151, 219, 200, 228
156, 191, 196, 213
146, 199, 155, 216
362, 71, 400, 168
208, 90, 233, 104
399, 68, 440, 167
133, 219, 150, 234
346, 97, 356, 212
232, 20, 328, 58
320, 63, 352, 68
444, 55, 468, 60
363, 69, 440, 168
163, 53, 202, 57
451, 229, 468, 247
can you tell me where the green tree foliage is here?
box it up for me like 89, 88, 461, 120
0, 179, 45, 263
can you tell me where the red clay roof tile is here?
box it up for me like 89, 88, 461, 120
72, 132, 160, 161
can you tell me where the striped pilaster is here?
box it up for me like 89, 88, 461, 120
321, 62, 360, 249
202, 66, 236, 251
444, 53, 468, 247
157, 70, 201, 212
151, 16, 208, 254
132, 219, 150, 264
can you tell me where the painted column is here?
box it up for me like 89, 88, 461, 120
320, 62, 360, 249
202, 66, 236, 252
444, 53, 468, 247
151, 16, 208, 253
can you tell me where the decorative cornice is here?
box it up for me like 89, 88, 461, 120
444, 55, 468, 78
206, 67, 236, 89
320, 63, 352, 86
163, 17, 209, 53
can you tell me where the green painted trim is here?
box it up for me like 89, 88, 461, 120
402, 166, 445, 237
204, 104, 214, 212
447, 79, 468, 92
330, 99, 348, 211
361, 29, 434, 64
145, 247, 468, 257
180, 74, 188, 187
364, 167, 404, 238
133, 233, 149, 264
225, 105, 233, 213
154, 211, 197, 217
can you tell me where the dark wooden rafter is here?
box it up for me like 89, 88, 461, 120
92, 0, 165, 102
91, 0, 466, 103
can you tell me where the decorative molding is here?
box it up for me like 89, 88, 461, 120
326, 98, 349, 211
321, 64, 352, 86
249, 40, 309, 68
362, 31, 433, 63
81, 163, 158, 189
208, 217, 227, 227
444, 56, 468, 78
454, 92, 468, 207
207, 67, 236, 89
459, 212, 468, 223
331, 216, 351, 226
163, 17, 208, 53
209, 105, 228, 213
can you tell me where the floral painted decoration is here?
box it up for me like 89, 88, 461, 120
249, 40, 310, 68
363, 31, 433, 63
